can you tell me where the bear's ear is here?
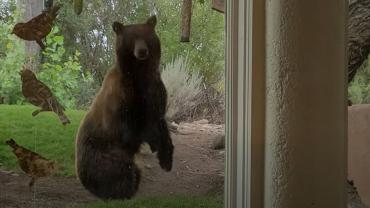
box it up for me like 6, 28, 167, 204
146, 15, 157, 28
112, 21, 124, 34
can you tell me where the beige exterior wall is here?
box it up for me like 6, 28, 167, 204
348, 105, 370, 206
225, 0, 347, 207
264, 0, 347, 207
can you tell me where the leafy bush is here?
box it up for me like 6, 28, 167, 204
55, 0, 224, 88
161, 55, 203, 122
196, 86, 225, 124
0, 10, 26, 104
349, 54, 370, 104
32, 27, 97, 109
156, 0, 225, 86
0, 12, 97, 109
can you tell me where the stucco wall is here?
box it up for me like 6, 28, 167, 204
265, 0, 347, 207
348, 104, 370, 206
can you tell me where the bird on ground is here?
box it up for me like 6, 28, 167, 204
11, 4, 61, 50
5, 139, 57, 188
20, 68, 70, 125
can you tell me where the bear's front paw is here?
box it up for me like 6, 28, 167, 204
159, 157, 172, 171
158, 147, 173, 171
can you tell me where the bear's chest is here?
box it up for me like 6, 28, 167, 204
120, 78, 158, 120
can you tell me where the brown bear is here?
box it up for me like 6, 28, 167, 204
75, 15, 174, 200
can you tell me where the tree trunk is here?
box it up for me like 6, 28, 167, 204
348, 0, 370, 83
211, 0, 225, 13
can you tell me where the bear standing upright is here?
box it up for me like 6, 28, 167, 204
75, 16, 174, 200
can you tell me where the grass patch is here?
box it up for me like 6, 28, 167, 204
0, 104, 85, 176
0, 105, 224, 207
75, 195, 223, 208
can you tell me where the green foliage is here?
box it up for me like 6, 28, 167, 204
0, 104, 86, 176
0, 0, 17, 22
0, 9, 26, 104
38, 26, 96, 109
349, 55, 370, 104
0, 6, 96, 109
55, 0, 224, 88
2, 0, 225, 116
75, 195, 223, 208
161, 55, 203, 122
156, 0, 225, 86
55, 0, 144, 83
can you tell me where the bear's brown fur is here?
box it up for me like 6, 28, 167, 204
75, 16, 174, 200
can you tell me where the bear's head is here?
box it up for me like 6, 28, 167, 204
113, 16, 161, 66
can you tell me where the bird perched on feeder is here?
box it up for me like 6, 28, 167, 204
11, 4, 61, 50
5, 139, 57, 188
20, 68, 71, 125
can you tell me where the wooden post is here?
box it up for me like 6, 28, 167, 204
180, 0, 192, 42
212, 0, 225, 13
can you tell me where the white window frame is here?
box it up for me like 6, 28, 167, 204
224, 0, 265, 208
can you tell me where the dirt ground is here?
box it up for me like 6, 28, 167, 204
0, 121, 225, 208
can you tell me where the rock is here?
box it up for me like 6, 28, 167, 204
1, 170, 13, 175
171, 121, 179, 128
211, 134, 225, 150
168, 121, 179, 133
194, 119, 209, 124
145, 164, 153, 169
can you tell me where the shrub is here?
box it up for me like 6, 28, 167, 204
349, 54, 370, 104
34, 27, 97, 109
196, 86, 225, 124
161, 55, 203, 122
0, 10, 26, 104
0, 20, 97, 109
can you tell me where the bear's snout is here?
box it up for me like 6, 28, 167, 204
134, 39, 149, 60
